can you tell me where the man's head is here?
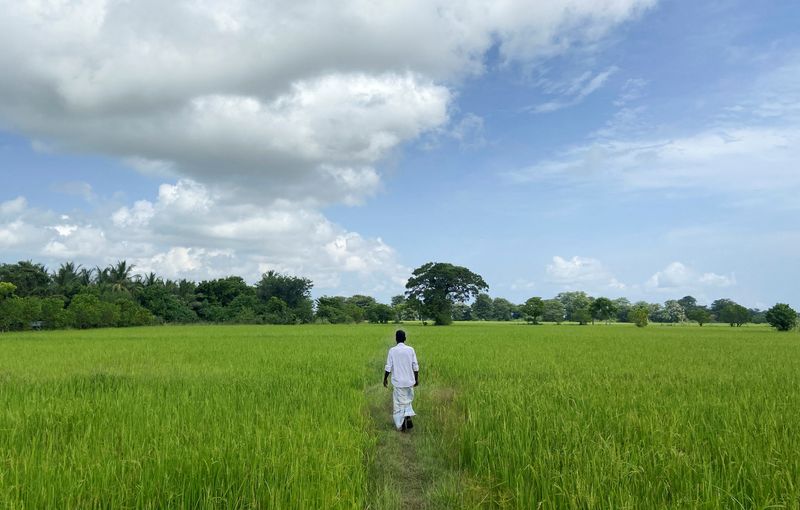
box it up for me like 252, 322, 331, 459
395, 330, 406, 343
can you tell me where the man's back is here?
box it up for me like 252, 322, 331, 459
385, 343, 418, 388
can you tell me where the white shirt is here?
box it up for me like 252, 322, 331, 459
385, 343, 419, 388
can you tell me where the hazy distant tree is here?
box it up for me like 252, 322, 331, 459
556, 291, 592, 322
471, 293, 494, 321
542, 299, 565, 324
470, 293, 494, 321
678, 295, 697, 312
748, 308, 767, 324
648, 303, 664, 322
366, 303, 394, 324
765, 303, 798, 331
687, 306, 712, 326
613, 297, 631, 322
390, 295, 417, 322
520, 297, 545, 324
347, 294, 377, 310
572, 307, 592, 325
710, 298, 736, 320
405, 262, 488, 325
590, 297, 617, 324
661, 300, 687, 323
492, 297, 515, 321
719, 303, 749, 327
451, 302, 471, 321
630, 302, 650, 327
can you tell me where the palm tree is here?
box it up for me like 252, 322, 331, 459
107, 260, 136, 294
140, 272, 161, 288
52, 262, 83, 299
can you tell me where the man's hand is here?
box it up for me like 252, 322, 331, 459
383, 371, 390, 388
383, 379, 388, 388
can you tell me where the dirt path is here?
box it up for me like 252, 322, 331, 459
365, 383, 427, 509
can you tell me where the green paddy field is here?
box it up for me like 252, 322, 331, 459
0, 323, 798, 509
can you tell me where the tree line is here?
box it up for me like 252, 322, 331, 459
0, 260, 796, 332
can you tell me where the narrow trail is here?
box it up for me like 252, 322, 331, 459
364, 344, 470, 509
365, 382, 427, 509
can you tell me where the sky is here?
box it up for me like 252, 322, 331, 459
1, 0, 798, 309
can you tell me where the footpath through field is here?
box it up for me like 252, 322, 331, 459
364, 332, 476, 509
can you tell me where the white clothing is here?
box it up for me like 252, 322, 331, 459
393, 387, 416, 430
385, 343, 419, 388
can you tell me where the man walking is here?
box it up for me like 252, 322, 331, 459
383, 330, 419, 431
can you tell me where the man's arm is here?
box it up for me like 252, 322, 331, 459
384, 349, 393, 388
414, 370, 419, 387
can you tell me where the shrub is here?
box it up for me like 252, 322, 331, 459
765, 303, 798, 332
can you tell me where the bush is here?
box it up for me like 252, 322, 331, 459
366, 303, 393, 324
765, 303, 798, 332
630, 306, 649, 328
68, 293, 103, 329
572, 308, 591, 325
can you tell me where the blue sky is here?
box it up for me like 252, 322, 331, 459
1, 0, 798, 309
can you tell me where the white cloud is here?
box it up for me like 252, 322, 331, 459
531, 66, 618, 113
509, 126, 800, 209
0, 0, 654, 205
0, 0, 657, 297
647, 261, 734, 291
546, 255, 626, 292
112, 201, 156, 228
0, 197, 27, 216
3, 183, 411, 297
51, 181, 96, 202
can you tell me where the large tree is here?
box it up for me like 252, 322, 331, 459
687, 306, 712, 326
541, 299, 565, 324
719, 303, 750, 327
492, 297, 516, 321
556, 291, 592, 322
0, 261, 51, 297
765, 303, 797, 331
520, 297, 545, 324
256, 270, 314, 323
405, 262, 488, 325
589, 297, 617, 324
470, 293, 493, 321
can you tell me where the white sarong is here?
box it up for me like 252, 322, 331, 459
392, 386, 416, 430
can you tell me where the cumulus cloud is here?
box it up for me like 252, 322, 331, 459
647, 261, 734, 291
0, 0, 656, 296
546, 255, 626, 291
0, 0, 654, 205
2, 182, 410, 295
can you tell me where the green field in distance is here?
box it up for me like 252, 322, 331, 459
0, 323, 798, 509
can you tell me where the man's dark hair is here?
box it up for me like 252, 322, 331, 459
395, 330, 406, 343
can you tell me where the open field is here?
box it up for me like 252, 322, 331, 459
0, 323, 798, 508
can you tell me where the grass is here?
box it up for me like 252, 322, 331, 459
0, 323, 798, 508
